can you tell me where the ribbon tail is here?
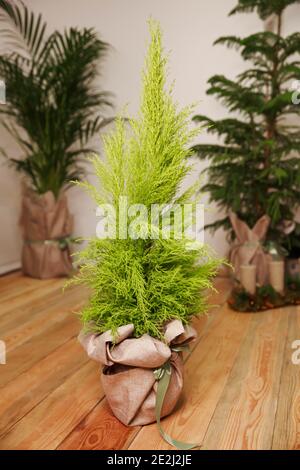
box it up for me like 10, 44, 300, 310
155, 363, 200, 450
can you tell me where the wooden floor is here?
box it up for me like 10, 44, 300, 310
0, 271, 299, 450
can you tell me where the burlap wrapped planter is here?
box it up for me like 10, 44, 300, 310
20, 188, 74, 279
229, 211, 270, 285
79, 320, 196, 426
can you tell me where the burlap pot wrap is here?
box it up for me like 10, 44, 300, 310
20, 188, 74, 279
79, 320, 197, 426
229, 211, 271, 285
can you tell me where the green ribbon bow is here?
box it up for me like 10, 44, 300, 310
263, 240, 288, 260
153, 345, 200, 450
25, 236, 80, 250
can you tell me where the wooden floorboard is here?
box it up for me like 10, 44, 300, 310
129, 305, 252, 450
0, 361, 101, 450
272, 306, 300, 450
0, 338, 88, 437
58, 400, 139, 451
202, 308, 288, 449
0, 273, 299, 450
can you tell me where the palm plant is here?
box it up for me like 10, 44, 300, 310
0, 0, 112, 197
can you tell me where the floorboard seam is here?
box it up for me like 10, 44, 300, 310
199, 311, 254, 449
0, 332, 79, 392
270, 307, 292, 450
0, 354, 90, 441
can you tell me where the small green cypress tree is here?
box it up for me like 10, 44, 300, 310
69, 21, 221, 339
193, 0, 300, 253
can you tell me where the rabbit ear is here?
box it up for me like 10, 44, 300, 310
252, 215, 271, 240
229, 211, 251, 243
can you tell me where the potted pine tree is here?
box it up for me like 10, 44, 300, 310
192, 0, 300, 280
0, 0, 112, 278
70, 21, 221, 448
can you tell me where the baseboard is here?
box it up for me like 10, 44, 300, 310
0, 261, 21, 276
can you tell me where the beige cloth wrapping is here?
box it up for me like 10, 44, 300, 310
79, 320, 197, 426
229, 211, 270, 285
20, 188, 74, 279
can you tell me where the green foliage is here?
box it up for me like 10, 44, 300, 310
69, 21, 222, 339
229, 0, 300, 19
192, 0, 300, 249
0, 0, 112, 197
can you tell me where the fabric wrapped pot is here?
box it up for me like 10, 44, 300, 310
79, 319, 196, 426
20, 187, 74, 279
229, 211, 271, 285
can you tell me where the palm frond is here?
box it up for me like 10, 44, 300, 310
0, 0, 113, 197
0, 0, 47, 57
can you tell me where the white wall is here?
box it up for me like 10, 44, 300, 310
0, 0, 299, 271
